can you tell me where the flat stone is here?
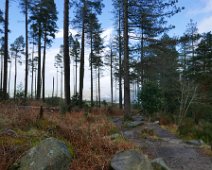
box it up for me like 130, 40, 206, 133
125, 121, 144, 128
110, 150, 153, 170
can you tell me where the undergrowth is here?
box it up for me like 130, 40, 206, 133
0, 103, 134, 170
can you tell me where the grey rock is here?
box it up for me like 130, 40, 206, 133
123, 130, 135, 138
125, 121, 144, 128
186, 140, 202, 146
151, 158, 171, 170
10, 137, 72, 170
110, 150, 153, 170
132, 115, 144, 122
104, 133, 122, 140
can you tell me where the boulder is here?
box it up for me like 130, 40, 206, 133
10, 137, 72, 170
151, 158, 171, 170
110, 150, 153, 170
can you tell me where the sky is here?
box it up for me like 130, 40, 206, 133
0, 0, 212, 100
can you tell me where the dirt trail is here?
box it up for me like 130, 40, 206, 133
112, 117, 212, 170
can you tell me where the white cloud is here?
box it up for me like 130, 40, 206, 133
198, 16, 212, 33
7, 27, 115, 100
188, 0, 212, 16
101, 27, 114, 45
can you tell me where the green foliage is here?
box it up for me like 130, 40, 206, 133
45, 97, 61, 107
178, 118, 212, 144
0, 90, 9, 100
15, 83, 26, 105
59, 100, 69, 114
15, 83, 25, 99
70, 93, 80, 106
138, 81, 163, 115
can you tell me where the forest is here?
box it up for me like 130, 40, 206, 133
0, 0, 212, 170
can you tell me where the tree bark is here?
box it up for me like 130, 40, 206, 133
0, 52, 3, 90
79, 1, 86, 107
90, 30, 94, 106
42, 33, 47, 101
36, 25, 42, 99
123, 0, 131, 119
63, 0, 71, 105
14, 54, 17, 99
118, 6, 123, 109
24, 1, 29, 99
110, 47, 113, 105
3, 0, 9, 99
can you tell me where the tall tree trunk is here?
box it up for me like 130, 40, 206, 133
110, 47, 113, 105
118, 7, 123, 109
61, 68, 63, 98
75, 55, 77, 95
0, 52, 3, 90
90, 31, 94, 106
31, 52, 34, 99
79, 3, 85, 106
52, 77, 54, 98
24, 1, 29, 99
3, 0, 9, 99
123, 0, 131, 119
42, 33, 47, 101
35, 69, 37, 98
56, 67, 58, 97
8, 61, 11, 97
63, 0, 71, 105
37, 25, 42, 99
98, 66, 101, 107
140, 27, 144, 85
14, 54, 17, 99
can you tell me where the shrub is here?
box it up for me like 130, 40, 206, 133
45, 97, 61, 107
0, 89, 9, 100
138, 81, 163, 115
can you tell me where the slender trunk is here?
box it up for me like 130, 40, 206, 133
118, 7, 122, 109
64, 0, 70, 105
42, 33, 47, 101
56, 68, 58, 97
3, 0, 9, 98
75, 55, 77, 95
24, 2, 29, 98
52, 77, 54, 98
35, 69, 37, 98
0, 52, 3, 90
90, 31, 93, 106
79, 1, 86, 106
31, 53, 34, 99
14, 54, 17, 99
98, 66, 100, 107
141, 27, 144, 85
123, 0, 131, 118
61, 68, 63, 98
110, 47, 113, 105
8, 61, 11, 97
37, 25, 42, 99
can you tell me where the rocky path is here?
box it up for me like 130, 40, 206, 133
112, 116, 212, 170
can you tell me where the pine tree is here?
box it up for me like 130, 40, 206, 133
63, 0, 71, 105
10, 36, 25, 99
73, 0, 104, 106
19, 0, 31, 98
3, 0, 9, 99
